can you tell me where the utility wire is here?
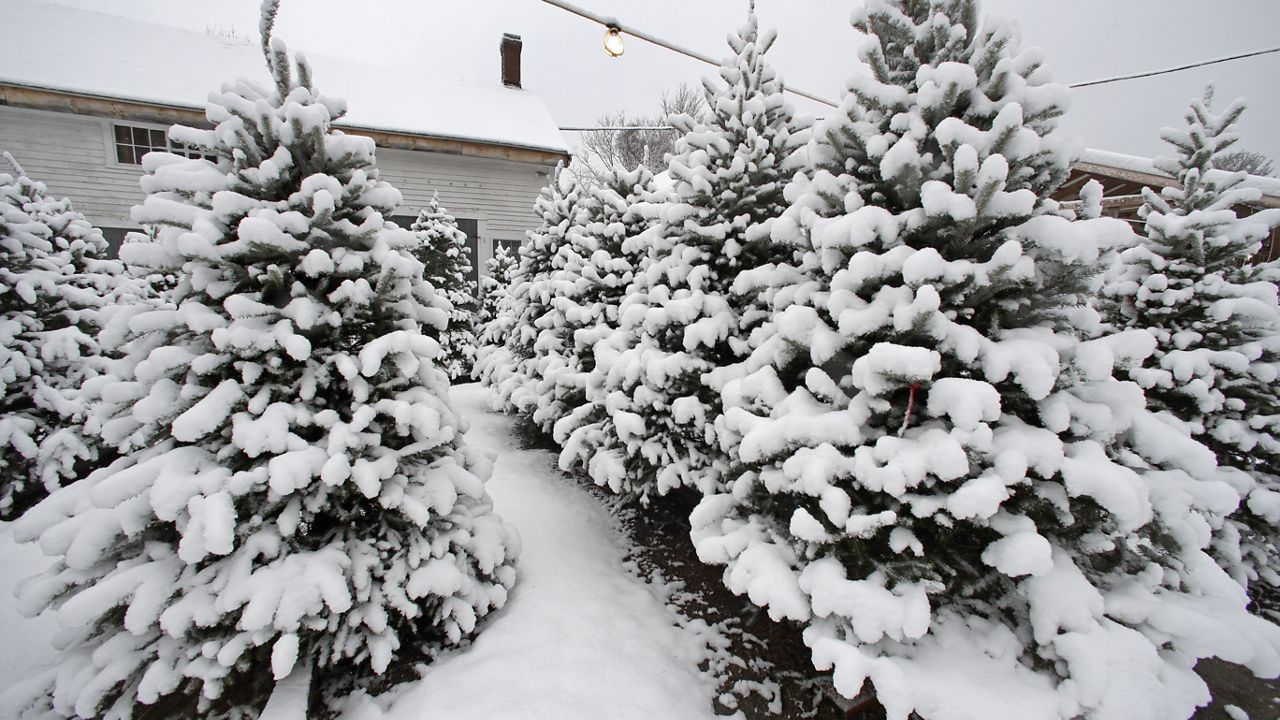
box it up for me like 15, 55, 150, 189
544, 0, 1278, 118
1067, 46, 1280, 88
559, 125, 675, 131
562, 42, 1280, 130
539, 0, 840, 108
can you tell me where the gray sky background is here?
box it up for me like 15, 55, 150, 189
45, 0, 1280, 168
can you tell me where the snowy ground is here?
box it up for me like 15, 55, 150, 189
347, 383, 718, 720
0, 384, 720, 719
0, 529, 62, 688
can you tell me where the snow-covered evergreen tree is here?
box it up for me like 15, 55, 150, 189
1102, 96, 1280, 612
476, 242, 516, 330
411, 192, 478, 382
5, 9, 517, 719
549, 166, 657, 460
691, 2, 1280, 718
0, 155, 130, 519
472, 244, 519, 385
474, 164, 586, 418
569, 12, 809, 503
517, 166, 654, 435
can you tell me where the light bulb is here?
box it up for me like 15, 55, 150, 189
603, 26, 625, 58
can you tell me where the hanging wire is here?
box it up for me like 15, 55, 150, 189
538, 0, 840, 108
559, 125, 675, 131
1067, 46, 1280, 89
543, 1, 1278, 120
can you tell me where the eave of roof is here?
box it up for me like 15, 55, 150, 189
1075, 148, 1280, 208
0, 82, 569, 165
1, 1, 571, 162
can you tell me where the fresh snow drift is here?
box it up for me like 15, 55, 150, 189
0, 526, 61, 686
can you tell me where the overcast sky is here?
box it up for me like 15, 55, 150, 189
41, 0, 1280, 168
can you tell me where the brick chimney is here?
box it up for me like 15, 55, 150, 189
500, 33, 522, 89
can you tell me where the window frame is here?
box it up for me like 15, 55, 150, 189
390, 211, 487, 297
103, 120, 215, 168
492, 238, 523, 262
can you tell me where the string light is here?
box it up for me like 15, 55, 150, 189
539, 0, 838, 107
603, 25, 625, 57
542, 0, 1276, 106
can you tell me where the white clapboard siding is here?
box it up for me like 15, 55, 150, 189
0, 105, 555, 273
375, 147, 552, 271
0, 106, 148, 226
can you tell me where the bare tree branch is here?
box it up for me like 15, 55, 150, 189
571, 82, 707, 187
1217, 150, 1275, 177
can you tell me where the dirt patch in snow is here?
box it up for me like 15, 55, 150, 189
1193, 658, 1280, 720
608, 486, 858, 719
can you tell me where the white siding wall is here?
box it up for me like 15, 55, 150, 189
0, 106, 144, 227
375, 147, 551, 271
0, 105, 554, 272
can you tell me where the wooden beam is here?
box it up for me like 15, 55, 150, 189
0, 83, 205, 127
0, 82, 570, 166
1107, 181, 1145, 197
345, 125, 569, 165
1055, 174, 1090, 195
1098, 194, 1147, 209
1058, 194, 1146, 212
1072, 160, 1280, 209
1073, 161, 1178, 191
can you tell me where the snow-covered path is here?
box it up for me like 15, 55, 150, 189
352, 383, 718, 720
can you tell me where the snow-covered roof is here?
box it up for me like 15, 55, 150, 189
1079, 148, 1280, 199
0, 1, 570, 157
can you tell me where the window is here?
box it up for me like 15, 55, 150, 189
98, 227, 130, 258
389, 214, 480, 296
493, 239, 522, 259
388, 215, 419, 231
456, 218, 479, 294
112, 123, 215, 165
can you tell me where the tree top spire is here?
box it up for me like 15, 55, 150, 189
1, 151, 24, 177
259, 0, 282, 74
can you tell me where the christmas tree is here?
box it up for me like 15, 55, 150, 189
527, 168, 660, 435
571, 10, 809, 503
476, 242, 517, 331
410, 192, 478, 382
691, 2, 1280, 718
1103, 95, 1280, 614
6, 6, 517, 718
0, 155, 132, 518
474, 164, 586, 420
472, 244, 518, 384
549, 166, 658, 464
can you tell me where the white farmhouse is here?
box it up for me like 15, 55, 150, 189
0, 1, 569, 286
